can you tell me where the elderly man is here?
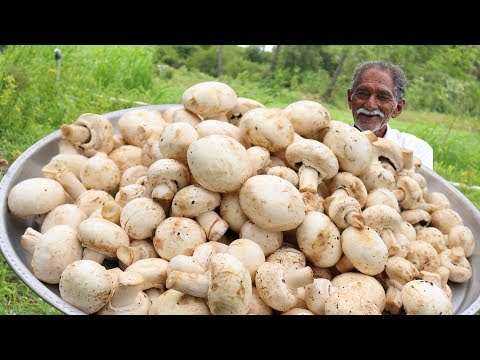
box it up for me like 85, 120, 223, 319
347, 60, 433, 169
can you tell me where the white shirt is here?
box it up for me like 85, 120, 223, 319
383, 124, 433, 170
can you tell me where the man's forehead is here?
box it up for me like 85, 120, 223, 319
357, 68, 394, 90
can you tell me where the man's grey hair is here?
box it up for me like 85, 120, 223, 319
350, 60, 407, 102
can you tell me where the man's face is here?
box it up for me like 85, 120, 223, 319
347, 68, 405, 134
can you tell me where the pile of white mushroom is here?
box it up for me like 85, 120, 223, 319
7, 81, 475, 315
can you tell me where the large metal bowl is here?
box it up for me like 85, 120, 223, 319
1, 105, 479, 315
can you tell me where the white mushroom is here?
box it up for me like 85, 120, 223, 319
182, 81, 237, 121
188, 135, 251, 193
284, 100, 331, 138
41, 204, 87, 233
120, 198, 166, 240
227, 97, 265, 127
439, 247, 472, 283
166, 253, 252, 315
239, 175, 305, 232
171, 184, 228, 241
304, 278, 336, 315
145, 159, 190, 202
108, 145, 143, 173
239, 108, 294, 152
341, 226, 388, 276
401, 280, 452, 315
324, 290, 381, 315
158, 122, 199, 165
80, 152, 120, 193
149, 289, 210, 315
447, 225, 475, 257
59, 260, 115, 314
296, 211, 342, 268
239, 221, 283, 256
8, 178, 67, 218
20, 225, 83, 284
220, 192, 249, 234
153, 217, 206, 261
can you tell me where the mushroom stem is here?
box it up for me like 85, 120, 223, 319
403, 149, 413, 170
195, 211, 229, 241
166, 270, 209, 298
345, 211, 364, 228
450, 246, 465, 262
20, 227, 41, 254
380, 229, 401, 256
298, 165, 319, 193
110, 271, 144, 308
168, 255, 205, 274
101, 201, 122, 224
61, 124, 91, 143
152, 181, 177, 201
385, 284, 403, 314
284, 266, 314, 289
55, 167, 87, 201
82, 247, 106, 264
116, 243, 156, 267
58, 139, 79, 154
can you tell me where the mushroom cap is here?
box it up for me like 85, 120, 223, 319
108, 145, 143, 173
172, 107, 203, 127
406, 241, 440, 272
255, 262, 298, 312
120, 198, 166, 240
281, 308, 315, 315
149, 289, 210, 315
372, 137, 404, 171
385, 256, 420, 285
31, 225, 83, 284
187, 135, 251, 193
8, 178, 66, 217
285, 139, 339, 181
448, 225, 475, 258
324, 290, 381, 315
227, 97, 265, 123
73, 113, 115, 156
120, 165, 149, 187
239, 175, 305, 232
304, 278, 335, 315
220, 192, 249, 234
239, 108, 295, 152
331, 272, 386, 312
247, 146, 271, 175
400, 209, 431, 228
146, 158, 190, 192
401, 280, 452, 315
326, 172, 368, 207
182, 81, 237, 119
59, 260, 115, 314
75, 189, 114, 216
80, 153, 121, 192
195, 119, 249, 148
362, 204, 402, 233
416, 227, 447, 253
239, 221, 283, 256
50, 154, 88, 180
365, 188, 400, 212
228, 239, 265, 282
341, 226, 388, 276
321, 121, 374, 176
158, 122, 199, 165
284, 100, 331, 138
41, 204, 87, 233
207, 253, 252, 315
358, 163, 396, 192
153, 217, 206, 261
267, 166, 299, 187
125, 258, 169, 290
267, 247, 306, 270
430, 209, 463, 234
439, 248, 472, 283
78, 218, 130, 258
297, 211, 342, 268
171, 184, 221, 218
118, 109, 166, 147
248, 287, 273, 315
115, 184, 146, 207
99, 291, 151, 315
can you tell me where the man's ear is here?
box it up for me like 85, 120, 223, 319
391, 99, 406, 118
347, 89, 352, 109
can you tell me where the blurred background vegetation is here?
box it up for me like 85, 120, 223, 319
0, 45, 479, 314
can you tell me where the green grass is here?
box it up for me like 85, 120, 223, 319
1, 45, 479, 314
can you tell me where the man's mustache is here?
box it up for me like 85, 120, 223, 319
356, 108, 385, 118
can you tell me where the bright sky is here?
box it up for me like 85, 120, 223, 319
238, 45, 274, 52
